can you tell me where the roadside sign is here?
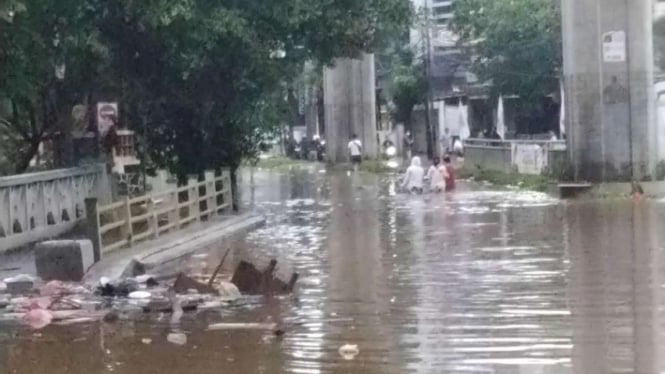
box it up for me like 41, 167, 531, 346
602, 31, 626, 63
97, 102, 118, 136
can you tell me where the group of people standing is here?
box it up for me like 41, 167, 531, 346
400, 155, 455, 194
347, 132, 457, 195
400, 128, 457, 194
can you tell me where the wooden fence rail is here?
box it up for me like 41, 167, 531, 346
85, 169, 232, 258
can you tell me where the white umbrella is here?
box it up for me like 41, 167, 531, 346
496, 95, 505, 139
559, 79, 566, 138
458, 99, 471, 140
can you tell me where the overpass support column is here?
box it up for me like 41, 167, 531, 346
562, 0, 658, 181
323, 53, 378, 164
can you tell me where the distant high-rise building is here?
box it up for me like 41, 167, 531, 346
410, 0, 472, 96
656, 0, 665, 19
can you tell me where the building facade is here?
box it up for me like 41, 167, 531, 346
408, 0, 475, 154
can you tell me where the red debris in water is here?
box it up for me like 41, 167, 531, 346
22, 308, 53, 330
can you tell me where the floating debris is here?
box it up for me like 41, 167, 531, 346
206, 322, 277, 331
4, 274, 35, 294
167, 332, 187, 345
97, 278, 139, 297
128, 291, 151, 299
53, 317, 95, 326
22, 308, 53, 330
230, 259, 298, 295
338, 344, 359, 360
173, 273, 218, 295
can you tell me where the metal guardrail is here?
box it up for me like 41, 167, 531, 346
463, 138, 567, 175
463, 138, 566, 149
85, 169, 232, 256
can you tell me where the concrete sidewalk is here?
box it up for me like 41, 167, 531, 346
83, 213, 265, 285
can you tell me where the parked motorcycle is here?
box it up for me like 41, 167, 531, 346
382, 140, 400, 169
316, 139, 326, 162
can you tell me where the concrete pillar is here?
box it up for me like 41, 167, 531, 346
35, 240, 95, 282
562, 0, 657, 181
323, 53, 378, 163
305, 101, 318, 139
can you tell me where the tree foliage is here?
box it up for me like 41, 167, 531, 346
385, 48, 427, 129
655, 16, 665, 72
0, 0, 105, 173
450, 0, 561, 104
1, 0, 412, 176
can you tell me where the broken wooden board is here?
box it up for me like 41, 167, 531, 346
173, 273, 219, 295
206, 322, 277, 331
230, 259, 298, 295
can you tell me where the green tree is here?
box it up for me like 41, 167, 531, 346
655, 16, 665, 71
386, 48, 427, 130
0, 0, 105, 173
450, 0, 561, 104
94, 0, 412, 175
1, 0, 412, 186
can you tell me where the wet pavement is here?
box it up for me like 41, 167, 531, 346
2, 165, 665, 373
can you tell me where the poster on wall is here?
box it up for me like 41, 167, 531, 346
512, 144, 548, 175
602, 31, 626, 63
97, 102, 118, 136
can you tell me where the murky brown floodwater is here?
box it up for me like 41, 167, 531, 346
2, 165, 665, 373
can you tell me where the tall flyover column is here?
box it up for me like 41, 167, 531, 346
323, 53, 378, 164
562, 0, 658, 181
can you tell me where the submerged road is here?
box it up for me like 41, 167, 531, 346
2, 166, 664, 373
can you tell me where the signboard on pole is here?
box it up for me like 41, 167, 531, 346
602, 31, 626, 63
97, 102, 118, 136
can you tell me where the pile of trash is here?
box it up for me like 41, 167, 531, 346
0, 257, 298, 332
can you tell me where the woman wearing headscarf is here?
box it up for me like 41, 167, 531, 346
400, 156, 425, 194
425, 157, 448, 193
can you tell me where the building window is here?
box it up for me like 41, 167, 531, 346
118, 133, 136, 157
436, 18, 449, 26
433, 4, 453, 16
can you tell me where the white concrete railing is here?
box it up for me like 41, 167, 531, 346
0, 164, 112, 252
86, 169, 232, 256
463, 138, 567, 175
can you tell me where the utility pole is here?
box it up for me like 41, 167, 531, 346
422, 1, 435, 160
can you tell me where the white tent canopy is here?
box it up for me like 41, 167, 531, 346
459, 99, 470, 140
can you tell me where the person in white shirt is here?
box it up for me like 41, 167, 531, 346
403, 131, 414, 161
347, 134, 363, 171
425, 156, 449, 193
452, 138, 464, 156
400, 156, 425, 194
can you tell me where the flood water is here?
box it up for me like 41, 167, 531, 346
3, 165, 665, 373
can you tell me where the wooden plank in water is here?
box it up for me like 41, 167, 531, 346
558, 183, 593, 188
557, 183, 593, 199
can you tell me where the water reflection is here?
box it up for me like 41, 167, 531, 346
2, 167, 665, 373
568, 202, 662, 374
